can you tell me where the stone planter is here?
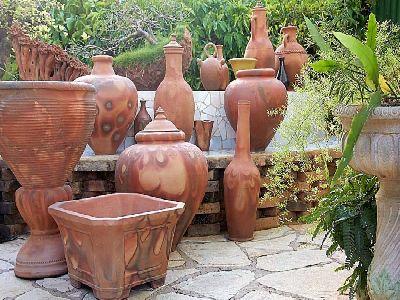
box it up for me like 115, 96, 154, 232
0, 81, 96, 278
49, 193, 184, 300
336, 105, 400, 300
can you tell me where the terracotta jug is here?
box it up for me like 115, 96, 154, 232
275, 26, 308, 90
115, 108, 208, 251
194, 120, 214, 151
224, 101, 260, 241
75, 55, 138, 154
154, 35, 194, 142
224, 68, 287, 151
0, 81, 96, 278
216, 45, 230, 90
133, 100, 152, 138
244, 1, 275, 69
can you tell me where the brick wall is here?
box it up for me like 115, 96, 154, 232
0, 150, 339, 242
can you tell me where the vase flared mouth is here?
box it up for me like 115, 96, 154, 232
0, 81, 96, 92
335, 104, 400, 120
236, 68, 275, 78
92, 55, 113, 63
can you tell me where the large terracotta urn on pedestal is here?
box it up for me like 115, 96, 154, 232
336, 105, 400, 300
224, 68, 287, 151
244, 1, 275, 69
275, 26, 308, 90
0, 81, 96, 278
75, 55, 138, 154
115, 108, 208, 251
224, 101, 261, 241
154, 35, 194, 142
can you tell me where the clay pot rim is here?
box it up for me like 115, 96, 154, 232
0, 81, 96, 92
92, 55, 113, 63
236, 68, 275, 78
281, 25, 298, 32
229, 58, 257, 63
335, 104, 400, 120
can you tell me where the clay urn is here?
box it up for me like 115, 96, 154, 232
154, 35, 194, 142
336, 105, 400, 300
216, 45, 230, 90
229, 58, 257, 78
115, 108, 208, 251
275, 25, 308, 90
224, 68, 287, 151
0, 81, 96, 278
133, 100, 152, 139
194, 120, 214, 151
75, 55, 138, 154
224, 100, 261, 241
244, 1, 275, 69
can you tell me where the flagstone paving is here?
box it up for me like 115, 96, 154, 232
0, 225, 350, 300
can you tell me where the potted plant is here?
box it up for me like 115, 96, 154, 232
306, 14, 400, 299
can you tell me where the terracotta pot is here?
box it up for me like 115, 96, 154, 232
49, 193, 184, 300
197, 43, 227, 91
154, 35, 195, 142
275, 26, 308, 90
216, 45, 230, 90
115, 108, 208, 251
0, 81, 96, 278
194, 120, 214, 151
336, 106, 400, 300
75, 55, 138, 155
133, 100, 152, 139
224, 68, 287, 151
229, 58, 257, 78
244, 1, 275, 69
224, 101, 260, 241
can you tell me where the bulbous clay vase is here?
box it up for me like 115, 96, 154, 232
154, 35, 194, 142
0, 81, 96, 278
224, 68, 287, 151
115, 108, 208, 251
336, 105, 400, 300
75, 55, 138, 154
216, 45, 230, 90
224, 101, 260, 241
133, 100, 152, 138
194, 120, 214, 151
275, 26, 308, 90
244, 1, 275, 69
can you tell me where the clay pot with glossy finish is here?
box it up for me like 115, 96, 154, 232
49, 193, 184, 300
244, 1, 275, 69
216, 45, 230, 90
224, 68, 287, 151
115, 108, 208, 251
194, 120, 214, 151
75, 55, 138, 154
275, 26, 308, 90
224, 101, 260, 241
133, 100, 152, 138
336, 106, 400, 300
154, 35, 194, 142
0, 81, 96, 278
229, 58, 257, 78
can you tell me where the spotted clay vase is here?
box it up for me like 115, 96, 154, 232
0, 81, 96, 278
75, 55, 138, 154
224, 68, 287, 151
133, 100, 152, 139
115, 108, 208, 251
224, 101, 260, 241
244, 1, 275, 69
275, 26, 308, 90
154, 35, 194, 142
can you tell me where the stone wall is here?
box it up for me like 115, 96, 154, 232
0, 150, 339, 242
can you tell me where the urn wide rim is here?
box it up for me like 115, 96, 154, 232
0, 81, 96, 92
236, 68, 275, 78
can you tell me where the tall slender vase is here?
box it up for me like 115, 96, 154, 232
154, 35, 195, 142
244, 1, 275, 69
133, 100, 152, 138
216, 45, 230, 90
224, 101, 261, 241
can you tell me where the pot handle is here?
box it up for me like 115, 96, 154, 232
250, 16, 257, 41
283, 33, 289, 48
204, 42, 217, 58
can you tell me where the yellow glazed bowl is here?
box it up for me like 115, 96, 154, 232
229, 58, 257, 78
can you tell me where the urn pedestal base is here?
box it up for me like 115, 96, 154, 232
14, 186, 72, 279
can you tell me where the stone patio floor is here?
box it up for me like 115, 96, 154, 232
0, 225, 350, 300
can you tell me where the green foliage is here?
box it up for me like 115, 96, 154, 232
0, 60, 19, 81
302, 171, 378, 299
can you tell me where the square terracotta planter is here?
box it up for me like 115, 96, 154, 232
48, 193, 184, 300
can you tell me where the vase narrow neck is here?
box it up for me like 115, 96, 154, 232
91, 61, 115, 76
216, 46, 224, 60
235, 102, 251, 160
165, 52, 183, 79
